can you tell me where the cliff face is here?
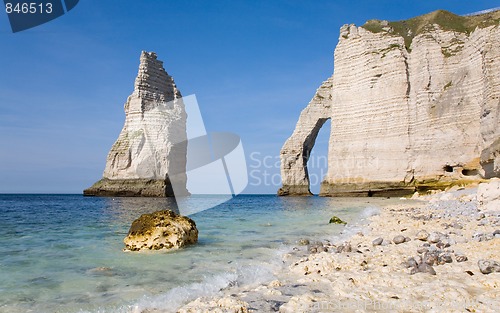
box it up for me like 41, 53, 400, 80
279, 10, 500, 196
84, 51, 188, 197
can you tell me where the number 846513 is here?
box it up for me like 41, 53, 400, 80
5, 2, 53, 14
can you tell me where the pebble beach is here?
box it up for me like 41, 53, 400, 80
177, 182, 500, 313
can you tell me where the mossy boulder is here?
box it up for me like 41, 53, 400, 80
329, 216, 347, 225
124, 210, 198, 252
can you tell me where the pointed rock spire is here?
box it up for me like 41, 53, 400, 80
84, 51, 188, 197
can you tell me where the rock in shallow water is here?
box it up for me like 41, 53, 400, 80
123, 210, 198, 252
298, 238, 310, 246
329, 216, 347, 225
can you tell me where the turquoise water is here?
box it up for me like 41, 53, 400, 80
0, 194, 381, 312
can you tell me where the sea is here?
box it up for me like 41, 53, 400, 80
0, 194, 390, 313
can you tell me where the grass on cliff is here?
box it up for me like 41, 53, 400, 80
361, 9, 500, 50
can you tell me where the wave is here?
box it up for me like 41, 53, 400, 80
107, 262, 278, 313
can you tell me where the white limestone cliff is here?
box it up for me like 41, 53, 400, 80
85, 51, 188, 197
279, 10, 500, 196
278, 77, 333, 195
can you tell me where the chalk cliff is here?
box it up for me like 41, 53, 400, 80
84, 51, 188, 197
279, 10, 500, 196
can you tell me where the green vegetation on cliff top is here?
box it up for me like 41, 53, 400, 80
361, 9, 500, 50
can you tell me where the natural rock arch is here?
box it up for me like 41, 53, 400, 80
278, 77, 332, 196
280, 11, 500, 197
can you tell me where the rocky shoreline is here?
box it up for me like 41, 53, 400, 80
174, 181, 500, 313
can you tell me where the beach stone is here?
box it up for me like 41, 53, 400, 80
476, 213, 486, 220
123, 210, 198, 252
416, 230, 430, 241
493, 230, 500, 237
178, 296, 249, 313
472, 232, 493, 242
86, 267, 114, 277
393, 235, 406, 244
417, 262, 436, 275
477, 180, 500, 212
278, 294, 317, 313
309, 242, 322, 253
455, 253, 468, 262
472, 233, 484, 242
417, 247, 429, 254
438, 253, 453, 264
298, 239, 310, 246
423, 252, 438, 266
404, 236, 411, 242
428, 232, 444, 243
441, 238, 456, 246
269, 300, 285, 311
336, 242, 352, 253
478, 219, 489, 226
372, 237, 383, 246
455, 236, 468, 244
436, 241, 449, 249
310, 243, 327, 253
406, 257, 418, 268
329, 216, 347, 225
381, 239, 391, 246
478, 259, 500, 274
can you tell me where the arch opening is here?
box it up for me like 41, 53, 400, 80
304, 118, 331, 195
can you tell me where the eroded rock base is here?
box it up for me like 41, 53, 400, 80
277, 185, 312, 196
319, 179, 483, 197
83, 178, 175, 197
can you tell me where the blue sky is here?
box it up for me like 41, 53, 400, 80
0, 0, 498, 194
